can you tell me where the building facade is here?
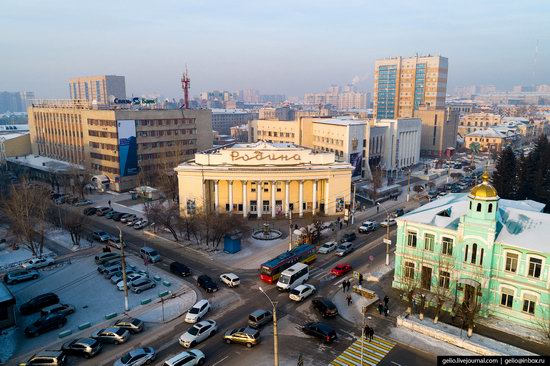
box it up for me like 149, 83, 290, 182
28, 100, 212, 191
459, 112, 502, 137
414, 107, 459, 157
211, 109, 256, 134
69, 75, 126, 104
0, 91, 35, 113
304, 85, 368, 110
392, 173, 550, 328
464, 128, 513, 153
176, 142, 353, 217
375, 118, 422, 174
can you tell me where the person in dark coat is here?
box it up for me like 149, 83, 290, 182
346, 294, 352, 306
384, 305, 389, 317
368, 327, 374, 341
364, 325, 371, 341
384, 295, 389, 307
342, 280, 347, 292
358, 273, 363, 286
377, 302, 384, 315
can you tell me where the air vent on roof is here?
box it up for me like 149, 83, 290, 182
437, 208, 451, 217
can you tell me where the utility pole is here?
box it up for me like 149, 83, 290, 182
406, 168, 411, 202
288, 210, 293, 251
118, 227, 129, 312
351, 182, 357, 225
260, 287, 279, 366
377, 202, 391, 266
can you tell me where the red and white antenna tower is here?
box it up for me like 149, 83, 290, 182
181, 67, 190, 109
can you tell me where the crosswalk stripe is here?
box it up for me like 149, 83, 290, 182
343, 345, 380, 364
349, 342, 386, 359
331, 335, 396, 366
356, 337, 394, 352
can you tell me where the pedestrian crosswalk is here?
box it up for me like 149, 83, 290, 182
330, 335, 396, 366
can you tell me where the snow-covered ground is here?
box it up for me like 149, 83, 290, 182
0, 247, 53, 271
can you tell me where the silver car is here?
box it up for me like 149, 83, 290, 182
130, 278, 156, 293
91, 327, 130, 344
114, 347, 156, 366
4, 269, 40, 285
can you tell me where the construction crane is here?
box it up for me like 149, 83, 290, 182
180, 68, 191, 109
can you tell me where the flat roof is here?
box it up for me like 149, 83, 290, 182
0, 282, 15, 305
7, 154, 84, 173
312, 117, 367, 126
0, 132, 29, 141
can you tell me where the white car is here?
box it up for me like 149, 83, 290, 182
179, 320, 218, 348
219, 273, 240, 288
318, 241, 338, 254
117, 274, 147, 291
21, 257, 55, 269
289, 284, 316, 302
185, 299, 211, 323
162, 349, 205, 366
380, 218, 397, 227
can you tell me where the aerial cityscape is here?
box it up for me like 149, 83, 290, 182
1, 1, 550, 365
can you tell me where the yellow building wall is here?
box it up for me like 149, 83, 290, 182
3, 134, 32, 157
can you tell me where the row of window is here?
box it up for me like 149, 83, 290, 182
90, 152, 118, 162
138, 129, 196, 137
88, 130, 117, 139
37, 128, 84, 138
34, 112, 82, 124
138, 149, 196, 161
313, 136, 344, 146
500, 288, 537, 315
89, 142, 117, 151
91, 163, 118, 174
139, 140, 196, 149
138, 118, 195, 126
88, 119, 117, 127
406, 231, 454, 255
257, 130, 296, 139
505, 252, 543, 278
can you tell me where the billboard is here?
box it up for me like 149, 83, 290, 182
349, 152, 362, 177
117, 120, 138, 176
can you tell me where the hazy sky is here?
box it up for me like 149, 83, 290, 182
1, 0, 549, 99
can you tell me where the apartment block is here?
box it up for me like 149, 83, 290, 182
458, 112, 502, 137
69, 75, 126, 104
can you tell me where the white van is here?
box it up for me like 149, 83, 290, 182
276, 263, 309, 291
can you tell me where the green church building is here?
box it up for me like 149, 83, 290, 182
392, 172, 549, 328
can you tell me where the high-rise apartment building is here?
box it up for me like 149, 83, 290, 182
304, 85, 368, 110
0, 91, 35, 113
69, 75, 126, 104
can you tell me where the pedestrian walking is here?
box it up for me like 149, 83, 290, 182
384, 305, 389, 317
345, 279, 349, 292
342, 280, 347, 292
339, 222, 343, 230
377, 302, 384, 315
108, 200, 111, 208
368, 327, 374, 341
346, 294, 352, 306
358, 273, 363, 287
377, 205, 379, 214
384, 295, 389, 307
363, 325, 371, 341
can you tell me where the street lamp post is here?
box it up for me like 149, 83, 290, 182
377, 202, 391, 266
406, 168, 411, 202
117, 226, 129, 312
259, 287, 279, 366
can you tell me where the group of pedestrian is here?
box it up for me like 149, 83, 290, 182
341, 279, 352, 292
363, 325, 374, 341
377, 295, 390, 317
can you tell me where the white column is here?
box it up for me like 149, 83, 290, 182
312, 179, 318, 216
242, 181, 247, 218
324, 179, 330, 215
257, 180, 262, 218
285, 180, 290, 217
271, 181, 276, 218
214, 180, 219, 213
299, 180, 304, 218
228, 180, 233, 214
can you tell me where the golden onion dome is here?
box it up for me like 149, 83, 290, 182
470, 171, 498, 198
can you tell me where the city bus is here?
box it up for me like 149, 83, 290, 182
259, 244, 316, 284
276, 263, 309, 291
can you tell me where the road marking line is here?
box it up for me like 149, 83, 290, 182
211, 355, 229, 366
391, 362, 402, 366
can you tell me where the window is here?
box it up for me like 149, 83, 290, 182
480, 248, 484, 266
442, 237, 453, 256
471, 243, 478, 264
464, 245, 469, 262
476, 203, 482, 212
505, 253, 518, 272
528, 257, 543, 278
522, 294, 536, 315
500, 288, 514, 308
407, 231, 417, 248
488, 203, 493, 213
439, 271, 450, 289
424, 233, 434, 251
404, 261, 415, 279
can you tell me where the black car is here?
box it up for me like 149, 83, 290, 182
302, 322, 337, 343
25, 313, 67, 337
197, 274, 218, 293
341, 232, 356, 242
20, 293, 60, 315
62, 337, 102, 358
113, 317, 144, 334
83, 207, 98, 216
170, 261, 191, 277
311, 297, 338, 318
112, 212, 125, 221
393, 208, 405, 217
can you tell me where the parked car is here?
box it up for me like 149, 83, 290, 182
20, 293, 60, 315
330, 263, 352, 277
289, 284, 316, 302
4, 268, 39, 285
302, 322, 337, 343
91, 327, 131, 344
335, 242, 353, 257
197, 274, 218, 293
106, 210, 119, 219
97, 260, 121, 274
92, 230, 110, 242
110, 270, 136, 284
312, 297, 338, 318
140, 246, 161, 263
117, 274, 147, 290
133, 220, 149, 230
25, 313, 67, 337
219, 273, 240, 287
126, 217, 140, 226
103, 264, 124, 279
341, 232, 356, 242
112, 212, 126, 221
62, 337, 102, 359
74, 199, 94, 207
380, 218, 397, 227
248, 309, 273, 328
19, 350, 67, 366
130, 278, 156, 293
185, 299, 211, 323
96, 207, 113, 216
120, 213, 137, 223
358, 221, 379, 234
224, 327, 261, 348
114, 347, 156, 366
22, 256, 55, 269
179, 320, 218, 348
318, 241, 338, 254
83, 207, 98, 216
95, 252, 120, 265
392, 208, 405, 218
113, 317, 144, 334
40, 303, 75, 317
170, 261, 191, 277
162, 349, 205, 366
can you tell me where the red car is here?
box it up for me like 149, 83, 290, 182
330, 263, 352, 277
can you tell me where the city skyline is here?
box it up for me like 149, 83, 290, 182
1, 0, 549, 99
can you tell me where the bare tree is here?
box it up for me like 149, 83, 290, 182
399, 261, 419, 315
532, 308, 550, 345
431, 258, 455, 324
145, 199, 180, 241
63, 211, 88, 247
370, 165, 383, 203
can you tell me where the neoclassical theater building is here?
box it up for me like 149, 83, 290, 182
175, 142, 353, 217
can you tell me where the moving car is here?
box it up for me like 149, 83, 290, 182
130, 278, 156, 294
25, 313, 67, 337
22, 257, 55, 269
358, 221, 379, 234
219, 273, 240, 287
62, 337, 102, 358
335, 242, 354, 257
185, 299, 211, 323
330, 263, 352, 277
95, 207, 112, 216
380, 218, 397, 227
197, 274, 218, 293
302, 322, 337, 343
40, 303, 75, 317
170, 261, 191, 277
312, 297, 338, 318
92, 231, 110, 242
317, 241, 338, 254
341, 232, 357, 242
179, 320, 218, 348
4, 268, 39, 285
20, 293, 60, 315
19, 350, 67, 366
113, 318, 145, 334
140, 247, 161, 263
289, 284, 316, 302
74, 199, 93, 207
248, 309, 273, 328
108, 236, 123, 249
162, 349, 205, 366
114, 347, 156, 366
392, 208, 405, 217
224, 327, 261, 348
91, 327, 130, 344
